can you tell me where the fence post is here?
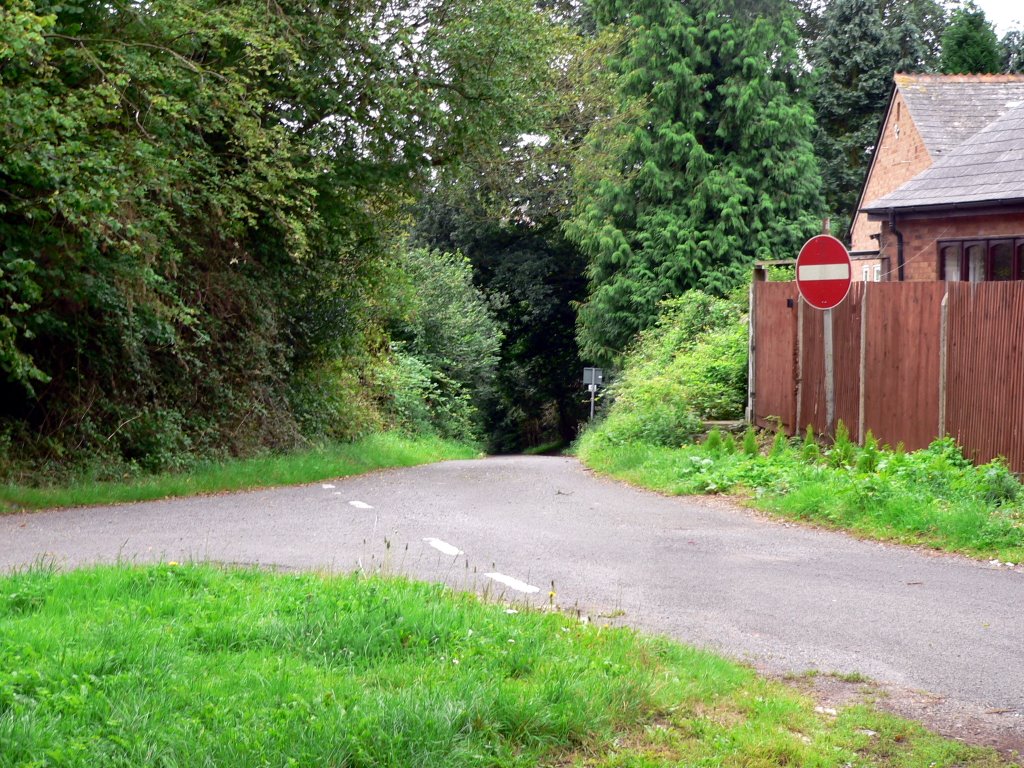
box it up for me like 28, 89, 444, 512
795, 298, 804, 432
938, 289, 949, 437
858, 281, 868, 445
747, 279, 757, 424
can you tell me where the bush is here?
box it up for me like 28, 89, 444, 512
585, 290, 747, 448
372, 349, 480, 443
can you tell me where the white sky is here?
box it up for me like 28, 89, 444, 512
972, 0, 1022, 36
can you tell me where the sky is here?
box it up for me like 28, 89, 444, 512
973, 0, 1022, 36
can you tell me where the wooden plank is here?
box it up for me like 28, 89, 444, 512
832, 281, 863, 442
752, 282, 800, 432
946, 282, 1024, 471
861, 282, 945, 450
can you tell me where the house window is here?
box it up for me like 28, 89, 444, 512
941, 243, 962, 281
939, 238, 1024, 281
991, 241, 1013, 280
967, 242, 985, 282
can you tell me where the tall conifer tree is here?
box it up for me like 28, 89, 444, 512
567, 0, 822, 365
880, 0, 947, 72
809, 0, 897, 229
941, 2, 1002, 74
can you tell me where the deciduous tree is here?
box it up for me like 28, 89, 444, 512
0, 0, 559, 473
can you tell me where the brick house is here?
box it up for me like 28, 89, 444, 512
852, 73, 1024, 282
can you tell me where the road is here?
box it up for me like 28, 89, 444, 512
2, 455, 1023, 746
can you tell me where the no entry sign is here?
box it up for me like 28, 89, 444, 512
796, 235, 852, 310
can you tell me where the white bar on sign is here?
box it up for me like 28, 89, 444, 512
798, 263, 849, 281
484, 572, 540, 594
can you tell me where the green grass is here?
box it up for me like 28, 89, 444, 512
576, 428, 1024, 563
522, 439, 568, 456
0, 564, 1010, 768
0, 433, 478, 514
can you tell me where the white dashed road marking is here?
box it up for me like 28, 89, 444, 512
321, 484, 336, 489
484, 572, 540, 594
423, 537, 462, 556
349, 500, 373, 509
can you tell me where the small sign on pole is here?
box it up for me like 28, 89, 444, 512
583, 367, 603, 420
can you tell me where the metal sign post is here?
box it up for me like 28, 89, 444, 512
583, 367, 603, 421
823, 307, 835, 434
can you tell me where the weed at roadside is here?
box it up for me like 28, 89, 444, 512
576, 426, 1024, 563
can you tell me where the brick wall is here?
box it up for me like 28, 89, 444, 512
878, 211, 1024, 280
850, 91, 933, 253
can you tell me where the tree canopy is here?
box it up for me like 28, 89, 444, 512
809, 0, 897, 229
7, 0, 1024, 477
566, 0, 823, 365
941, 2, 1002, 74
0, 0, 559, 473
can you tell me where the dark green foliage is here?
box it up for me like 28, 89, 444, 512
827, 421, 857, 468
1003, 30, 1024, 73
801, 0, 947, 230
941, 2, 1002, 74
383, 248, 503, 442
412, 121, 592, 452
809, 0, 898, 229
567, 0, 823, 364
856, 430, 882, 473
407, 13, 615, 453
879, 0, 947, 72
800, 425, 822, 463
704, 428, 724, 455
0, 0, 556, 477
743, 426, 760, 456
769, 430, 790, 458
588, 291, 748, 448
474, 231, 589, 452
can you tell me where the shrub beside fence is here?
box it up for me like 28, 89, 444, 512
750, 279, 1024, 472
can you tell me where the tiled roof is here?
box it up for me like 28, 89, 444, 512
897, 73, 1024, 159
862, 74, 1024, 215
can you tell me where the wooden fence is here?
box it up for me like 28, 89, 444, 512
749, 280, 1024, 471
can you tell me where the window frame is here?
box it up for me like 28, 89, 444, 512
938, 237, 1024, 282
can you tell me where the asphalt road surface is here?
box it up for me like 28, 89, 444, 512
2, 455, 1023, 743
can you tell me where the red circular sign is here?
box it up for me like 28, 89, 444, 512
796, 235, 852, 310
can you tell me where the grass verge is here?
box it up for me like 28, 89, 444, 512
576, 427, 1024, 563
0, 564, 1011, 767
0, 433, 478, 514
